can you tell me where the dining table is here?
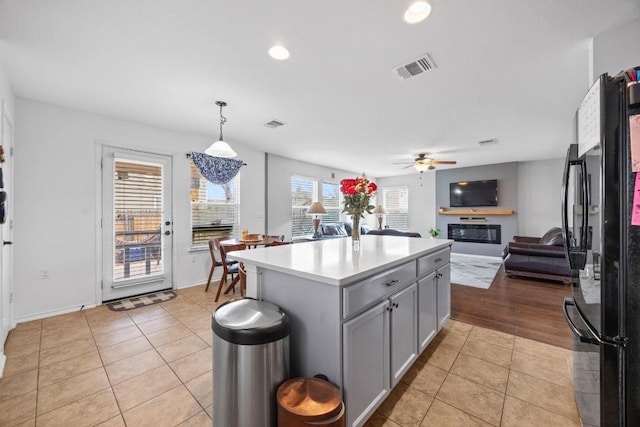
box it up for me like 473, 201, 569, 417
220, 236, 284, 249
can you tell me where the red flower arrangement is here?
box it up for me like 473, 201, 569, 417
340, 174, 377, 218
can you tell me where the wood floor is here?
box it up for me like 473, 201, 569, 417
451, 266, 574, 350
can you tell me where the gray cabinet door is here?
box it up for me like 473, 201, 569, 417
343, 299, 390, 427
418, 272, 438, 353
437, 263, 451, 330
390, 282, 418, 387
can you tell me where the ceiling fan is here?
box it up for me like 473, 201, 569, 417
394, 153, 457, 172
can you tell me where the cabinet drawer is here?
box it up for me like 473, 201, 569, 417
417, 248, 450, 277
343, 261, 416, 319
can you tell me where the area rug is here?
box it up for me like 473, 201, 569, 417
106, 290, 177, 311
450, 253, 503, 289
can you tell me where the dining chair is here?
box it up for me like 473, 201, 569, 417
216, 242, 247, 302
205, 236, 237, 292
238, 262, 247, 297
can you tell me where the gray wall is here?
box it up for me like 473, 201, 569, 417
376, 173, 437, 236
266, 154, 367, 239
436, 163, 518, 257
516, 158, 564, 236
12, 98, 267, 321
594, 17, 640, 80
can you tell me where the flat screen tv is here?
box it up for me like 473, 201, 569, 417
449, 179, 498, 207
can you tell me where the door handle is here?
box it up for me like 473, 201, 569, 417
562, 297, 599, 345
3, 240, 12, 246
561, 144, 587, 270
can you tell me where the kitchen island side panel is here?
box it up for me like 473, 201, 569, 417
259, 268, 343, 386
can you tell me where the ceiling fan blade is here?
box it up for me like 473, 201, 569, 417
430, 160, 457, 164
403, 164, 415, 169
392, 162, 414, 165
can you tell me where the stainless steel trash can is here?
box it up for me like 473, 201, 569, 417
212, 298, 290, 427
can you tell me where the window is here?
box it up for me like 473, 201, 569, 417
190, 163, 240, 246
291, 176, 316, 238
383, 187, 409, 230
322, 181, 340, 224
291, 177, 341, 238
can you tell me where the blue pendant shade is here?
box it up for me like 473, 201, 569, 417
189, 152, 244, 185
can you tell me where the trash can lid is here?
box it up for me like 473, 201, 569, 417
212, 298, 289, 345
277, 377, 343, 422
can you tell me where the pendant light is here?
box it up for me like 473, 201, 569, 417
205, 100, 237, 158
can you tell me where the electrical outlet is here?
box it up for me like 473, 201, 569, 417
40, 269, 50, 279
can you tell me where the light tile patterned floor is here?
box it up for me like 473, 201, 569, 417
365, 320, 580, 427
0, 284, 580, 426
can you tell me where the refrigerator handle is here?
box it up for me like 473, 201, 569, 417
561, 144, 588, 270
579, 160, 590, 252
561, 146, 573, 251
563, 297, 599, 345
561, 144, 588, 269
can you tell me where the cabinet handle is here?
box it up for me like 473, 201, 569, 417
384, 279, 399, 287
435, 257, 442, 263
394, 302, 399, 308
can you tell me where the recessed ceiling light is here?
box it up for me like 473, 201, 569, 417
269, 45, 290, 60
403, 1, 432, 24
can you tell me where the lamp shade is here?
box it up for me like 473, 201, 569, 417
205, 140, 237, 158
306, 202, 327, 215
414, 162, 430, 172
373, 205, 387, 215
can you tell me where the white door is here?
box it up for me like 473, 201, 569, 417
0, 101, 14, 345
102, 147, 173, 301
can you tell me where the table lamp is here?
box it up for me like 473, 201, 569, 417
306, 202, 327, 239
373, 205, 387, 230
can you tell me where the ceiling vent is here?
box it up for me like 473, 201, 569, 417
264, 119, 285, 129
394, 53, 436, 80
478, 139, 498, 146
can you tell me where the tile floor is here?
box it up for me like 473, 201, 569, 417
0, 284, 580, 427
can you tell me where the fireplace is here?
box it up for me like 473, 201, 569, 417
448, 224, 501, 244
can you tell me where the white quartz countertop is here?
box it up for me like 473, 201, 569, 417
228, 235, 453, 286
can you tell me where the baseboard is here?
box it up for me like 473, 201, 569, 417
14, 303, 98, 325
14, 280, 217, 324
176, 280, 211, 290
0, 353, 6, 379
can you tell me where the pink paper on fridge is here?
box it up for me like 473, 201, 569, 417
633, 173, 640, 226
631, 114, 640, 172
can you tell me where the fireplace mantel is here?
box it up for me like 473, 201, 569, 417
438, 208, 514, 215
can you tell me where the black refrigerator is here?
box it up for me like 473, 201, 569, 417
562, 67, 640, 426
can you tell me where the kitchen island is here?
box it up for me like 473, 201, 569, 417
229, 235, 453, 427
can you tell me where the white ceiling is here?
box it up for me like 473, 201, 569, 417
1, 0, 639, 177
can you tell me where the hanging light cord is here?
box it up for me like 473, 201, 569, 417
217, 101, 227, 141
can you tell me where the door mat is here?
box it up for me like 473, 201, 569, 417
106, 290, 177, 311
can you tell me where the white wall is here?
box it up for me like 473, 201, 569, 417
516, 158, 565, 237
594, 17, 640, 78
13, 99, 265, 321
266, 154, 367, 238
0, 56, 15, 376
376, 173, 437, 236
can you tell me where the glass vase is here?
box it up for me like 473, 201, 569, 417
352, 215, 360, 251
